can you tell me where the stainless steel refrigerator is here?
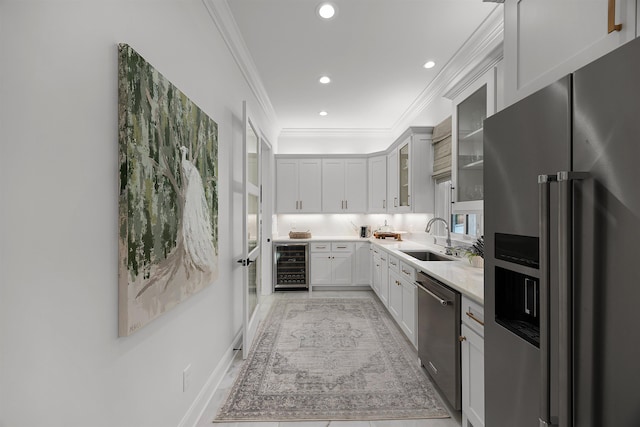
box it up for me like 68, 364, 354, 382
484, 37, 640, 427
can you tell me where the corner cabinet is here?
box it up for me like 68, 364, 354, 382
368, 155, 387, 212
387, 127, 434, 214
353, 242, 371, 285
276, 158, 322, 213
452, 67, 496, 213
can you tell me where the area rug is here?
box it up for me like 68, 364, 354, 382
214, 297, 449, 422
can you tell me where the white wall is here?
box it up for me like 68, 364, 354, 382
0, 1, 275, 426
277, 132, 392, 155
276, 96, 452, 155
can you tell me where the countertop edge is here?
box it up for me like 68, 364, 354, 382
370, 241, 484, 305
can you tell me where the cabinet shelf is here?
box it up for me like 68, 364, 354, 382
460, 127, 484, 141
462, 159, 484, 170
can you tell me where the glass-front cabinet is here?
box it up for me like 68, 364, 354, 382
398, 142, 410, 209
457, 85, 486, 203
452, 67, 496, 214
386, 127, 433, 214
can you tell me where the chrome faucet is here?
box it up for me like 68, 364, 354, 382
426, 217, 453, 255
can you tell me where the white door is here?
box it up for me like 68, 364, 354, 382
332, 252, 353, 285
241, 102, 261, 359
275, 159, 298, 213
344, 159, 367, 212
298, 159, 322, 212
368, 155, 387, 212
322, 159, 344, 212
310, 252, 332, 286
387, 149, 398, 212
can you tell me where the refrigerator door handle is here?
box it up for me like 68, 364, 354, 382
538, 174, 555, 427
556, 171, 589, 427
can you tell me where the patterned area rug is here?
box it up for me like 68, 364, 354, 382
214, 297, 449, 422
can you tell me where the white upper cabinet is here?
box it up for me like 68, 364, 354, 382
504, 0, 638, 105
368, 155, 387, 212
321, 158, 367, 213
387, 127, 435, 214
387, 149, 399, 212
452, 67, 496, 213
276, 158, 321, 213
344, 159, 367, 213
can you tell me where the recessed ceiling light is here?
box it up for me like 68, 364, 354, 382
319, 76, 331, 84
423, 60, 436, 69
319, 111, 328, 116
317, 3, 336, 19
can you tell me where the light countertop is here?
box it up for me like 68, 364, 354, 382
273, 235, 484, 304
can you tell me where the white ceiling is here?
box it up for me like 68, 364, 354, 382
226, 0, 499, 133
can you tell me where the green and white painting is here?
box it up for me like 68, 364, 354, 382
118, 44, 218, 336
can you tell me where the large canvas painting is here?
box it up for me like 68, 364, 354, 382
118, 44, 219, 336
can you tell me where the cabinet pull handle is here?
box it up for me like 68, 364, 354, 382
394, 197, 398, 207
296, 200, 299, 210
383, 199, 386, 209
300, 200, 302, 210
466, 311, 485, 326
345, 200, 348, 209
459, 335, 467, 342
608, 0, 622, 33
336, 246, 347, 249
402, 268, 411, 275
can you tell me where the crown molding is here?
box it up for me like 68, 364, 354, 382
392, 5, 504, 131
439, 6, 505, 100
279, 128, 393, 139
202, 0, 503, 142
201, 0, 280, 129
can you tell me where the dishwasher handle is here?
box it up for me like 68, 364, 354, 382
416, 281, 450, 306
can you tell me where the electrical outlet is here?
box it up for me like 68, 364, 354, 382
183, 364, 192, 392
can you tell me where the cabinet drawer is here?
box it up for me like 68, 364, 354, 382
331, 242, 354, 253
399, 261, 415, 282
461, 296, 484, 337
388, 255, 400, 273
310, 242, 331, 252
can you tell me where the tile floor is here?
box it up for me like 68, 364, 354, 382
196, 290, 462, 427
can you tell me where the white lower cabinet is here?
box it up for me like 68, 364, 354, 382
371, 250, 381, 295
310, 242, 354, 287
310, 252, 332, 285
388, 270, 403, 321
354, 242, 371, 285
461, 297, 485, 427
388, 267, 417, 347
400, 278, 417, 345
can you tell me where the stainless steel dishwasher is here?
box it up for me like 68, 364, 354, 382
416, 271, 461, 410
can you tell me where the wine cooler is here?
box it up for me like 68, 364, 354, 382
273, 243, 309, 290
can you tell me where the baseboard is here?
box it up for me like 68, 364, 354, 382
177, 328, 243, 427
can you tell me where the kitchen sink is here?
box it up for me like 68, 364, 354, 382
400, 250, 455, 262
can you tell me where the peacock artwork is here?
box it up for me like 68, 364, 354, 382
117, 44, 219, 336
